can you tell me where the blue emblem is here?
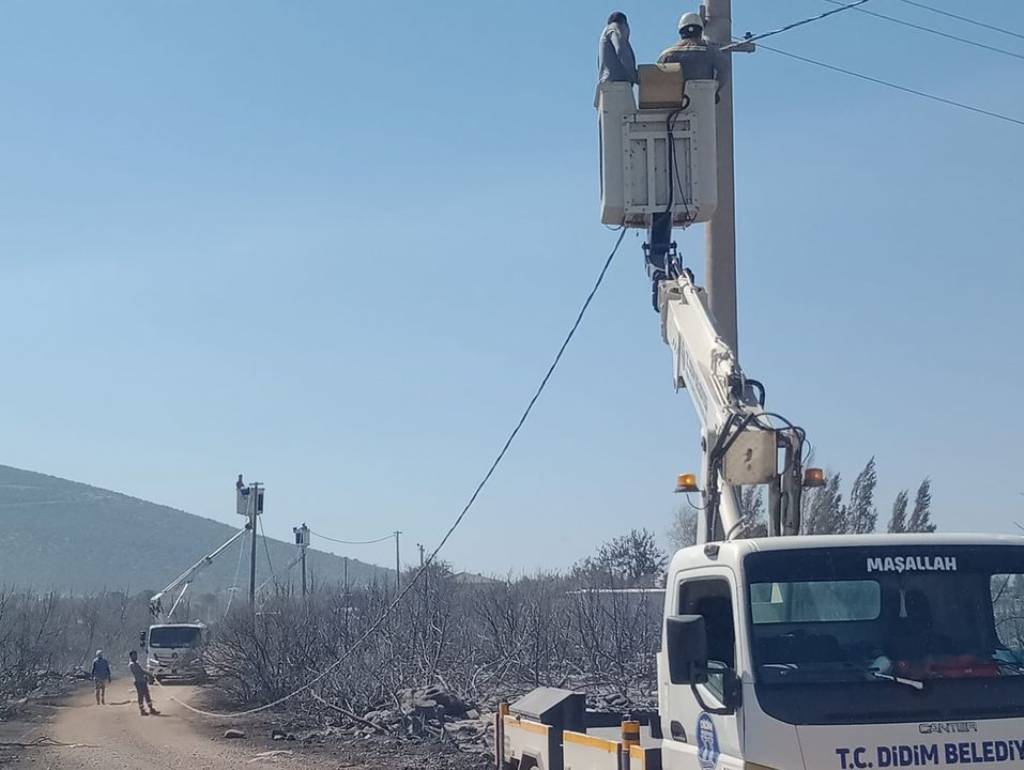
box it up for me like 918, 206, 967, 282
696, 713, 720, 770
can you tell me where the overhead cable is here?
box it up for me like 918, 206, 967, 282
757, 43, 1024, 128
258, 517, 276, 579
722, 0, 870, 51
222, 535, 247, 618
823, 0, 1024, 62
890, 0, 1024, 42
311, 530, 394, 546
163, 227, 629, 718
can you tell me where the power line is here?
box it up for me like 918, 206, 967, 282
723, 0, 869, 51
824, 0, 1024, 61
255, 552, 302, 597
222, 534, 247, 618
311, 530, 394, 546
164, 227, 629, 718
258, 517, 276, 581
757, 43, 1024, 128
890, 0, 1024, 42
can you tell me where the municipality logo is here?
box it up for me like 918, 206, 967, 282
697, 713, 719, 770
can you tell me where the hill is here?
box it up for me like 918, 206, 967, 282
0, 465, 390, 596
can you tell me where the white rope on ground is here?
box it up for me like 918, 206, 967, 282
160, 228, 629, 719
0, 736, 99, 748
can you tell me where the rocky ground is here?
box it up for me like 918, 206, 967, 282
0, 671, 657, 769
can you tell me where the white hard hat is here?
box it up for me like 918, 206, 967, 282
678, 12, 703, 31
96, 650, 103, 657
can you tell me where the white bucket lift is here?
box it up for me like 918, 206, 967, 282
598, 64, 718, 228
236, 481, 264, 518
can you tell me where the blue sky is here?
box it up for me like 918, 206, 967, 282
1, 1, 1022, 575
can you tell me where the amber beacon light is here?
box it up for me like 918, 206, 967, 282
802, 467, 826, 488
674, 473, 700, 493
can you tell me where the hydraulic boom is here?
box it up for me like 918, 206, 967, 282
149, 524, 250, 620
656, 264, 812, 543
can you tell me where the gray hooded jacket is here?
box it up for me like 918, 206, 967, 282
598, 21, 638, 86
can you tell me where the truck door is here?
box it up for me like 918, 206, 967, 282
662, 572, 744, 770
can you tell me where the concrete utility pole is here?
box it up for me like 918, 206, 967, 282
247, 483, 263, 610
703, 0, 739, 355
394, 531, 402, 592
294, 523, 310, 597
417, 543, 425, 568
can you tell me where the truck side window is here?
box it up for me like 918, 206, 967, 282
679, 578, 735, 698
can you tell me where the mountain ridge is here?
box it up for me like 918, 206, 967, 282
0, 464, 389, 595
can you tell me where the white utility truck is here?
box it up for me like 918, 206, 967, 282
143, 524, 250, 682
143, 477, 265, 681
497, 62, 1024, 770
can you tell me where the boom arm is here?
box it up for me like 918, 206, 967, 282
658, 270, 808, 543
149, 525, 251, 620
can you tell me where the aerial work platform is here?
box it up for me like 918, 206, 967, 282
598, 64, 718, 228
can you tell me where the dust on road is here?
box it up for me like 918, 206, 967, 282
6, 684, 305, 770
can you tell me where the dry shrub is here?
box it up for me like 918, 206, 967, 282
208, 564, 662, 713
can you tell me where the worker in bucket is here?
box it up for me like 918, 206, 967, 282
597, 11, 638, 101
128, 650, 159, 716
90, 650, 111, 705
657, 12, 729, 99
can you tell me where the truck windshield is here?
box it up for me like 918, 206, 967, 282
149, 627, 202, 648
745, 545, 1024, 725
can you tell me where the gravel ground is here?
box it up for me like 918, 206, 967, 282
0, 683, 490, 770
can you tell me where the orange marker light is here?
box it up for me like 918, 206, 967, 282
674, 473, 699, 493
803, 467, 826, 488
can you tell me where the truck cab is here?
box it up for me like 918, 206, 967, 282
144, 622, 207, 683
501, 534, 1024, 770
659, 534, 1024, 770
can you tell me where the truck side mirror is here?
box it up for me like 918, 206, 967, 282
139, 631, 147, 647
666, 615, 709, 685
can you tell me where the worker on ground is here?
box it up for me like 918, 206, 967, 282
90, 650, 111, 705
657, 12, 729, 99
128, 650, 159, 716
596, 11, 638, 105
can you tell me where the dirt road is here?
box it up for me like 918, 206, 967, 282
5, 684, 300, 770
4, 684, 489, 770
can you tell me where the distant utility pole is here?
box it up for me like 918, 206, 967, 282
417, 542, 429, 613
704, 0, 740, 355
249, 483, 264, 610
294, 523, 310, 597
394, 531, 402, 592
235, 477, 264, 611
